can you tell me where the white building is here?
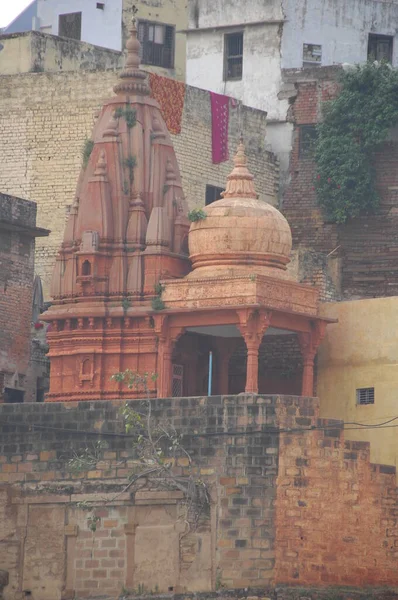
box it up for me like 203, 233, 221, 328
185, 0, 398, 119
37, 0, 123, 51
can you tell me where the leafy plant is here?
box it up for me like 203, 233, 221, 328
188, 208, 207, 222
121, 297, 131, 311
154, 282, 165, 296
114, 104, 137, 129
314, 62, 398, 223
151, 296, 165, 311
124, 155, 137, 184
82, 138, 94, 168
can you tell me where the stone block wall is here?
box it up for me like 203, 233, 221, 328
0, 68, 277, 298
0, 194, 38, 402
0, 395, 398, 599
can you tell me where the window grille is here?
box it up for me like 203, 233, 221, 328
368, 34, 393, 63
172, 364, 183, 398
205, 184, 224, 206
137, 20, 175, 68
299, 125, 318, 158
58, 12, 82, 40
224, 32, 243, 81
303, 43, 322, 67
356, 387, 375, 405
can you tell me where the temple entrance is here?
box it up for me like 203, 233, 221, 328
172, 327, 303, 397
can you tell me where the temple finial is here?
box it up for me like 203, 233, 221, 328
221, 138, 258, 200
113, 5, 150, 96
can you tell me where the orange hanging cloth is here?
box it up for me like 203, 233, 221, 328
149, 72, 185, 135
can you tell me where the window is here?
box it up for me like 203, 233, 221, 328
58, 12, 82, 41
299, 125, 318, 158
356, 387, 375, 405
303, 43, 322, 67
368, 34, 393, 63
4, 388, 24, 403
224, 32, 243, 81
205, 184, 224, 206
82, 260, 91, 276
172, 364, 183, 397
137, 20, 175, 69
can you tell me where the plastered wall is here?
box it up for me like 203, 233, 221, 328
318, 297, 398, 472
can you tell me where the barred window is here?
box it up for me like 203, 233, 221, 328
137, 20, 175, 69
303, 43, 322, 67
224, 32, 243, 81
356, 387, 375, 405
58, 12, 82, 41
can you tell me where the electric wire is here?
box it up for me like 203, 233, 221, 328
2, 415, 398, 439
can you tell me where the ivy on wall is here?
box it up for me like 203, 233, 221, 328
314, 62, 398, 223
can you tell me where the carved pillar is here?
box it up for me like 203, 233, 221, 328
158, 338, 173, 398
154, 315, 184, 398
298, 321, 327, 397
237, 309, 271, 394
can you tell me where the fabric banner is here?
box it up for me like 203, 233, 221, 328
149, 72, 185, 135
210, 91, 229, 164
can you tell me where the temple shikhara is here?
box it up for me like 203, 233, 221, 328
44, 20, 333, 402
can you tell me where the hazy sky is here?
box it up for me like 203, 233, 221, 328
0, 0, 33, 28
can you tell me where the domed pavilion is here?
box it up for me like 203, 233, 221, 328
44, 20, 333, 402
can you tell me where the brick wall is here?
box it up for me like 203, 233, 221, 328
276, 396, 398, 588
0, 69, 277, 299
282, 67, 398, 299
0, 395, 398, 599
0, 194, 38, 402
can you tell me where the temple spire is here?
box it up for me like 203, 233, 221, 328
113, 7, 150, 96
221, 138, 258, 200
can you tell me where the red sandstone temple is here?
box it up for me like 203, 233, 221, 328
44, 20, 333, 402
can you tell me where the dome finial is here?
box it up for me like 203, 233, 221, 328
221, 137, 258, 200
113, 5, 150, 96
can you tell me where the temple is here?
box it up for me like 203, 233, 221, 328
44, 19, 334, 402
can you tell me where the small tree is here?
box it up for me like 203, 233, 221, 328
68, 370, 210, 532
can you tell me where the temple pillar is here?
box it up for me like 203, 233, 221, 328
237, 309, 271, 395
244, 338, 261, 393
154, 315, 184, 398
158, 339, 173, 398
298, 321, 327, 397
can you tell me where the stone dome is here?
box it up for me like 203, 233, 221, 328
188, 139, 292, 279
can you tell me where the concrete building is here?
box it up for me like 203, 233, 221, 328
2, 0, 187, 79
185, 0, 398, 119
0, 193, 49, 403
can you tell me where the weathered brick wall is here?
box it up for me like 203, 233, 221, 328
276, 397, 398, 587
0, 69, 277, 299
282, 67, 398, 299
0, 194, 37, 402
0, 395, 279, 599
0, 396, 398, 599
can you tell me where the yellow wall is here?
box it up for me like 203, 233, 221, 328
122, 0, 187, 81
318, 297, 398, 470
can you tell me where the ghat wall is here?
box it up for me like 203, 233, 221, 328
0, 395, 398, 599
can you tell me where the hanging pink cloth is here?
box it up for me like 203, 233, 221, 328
210, 92, 229, 164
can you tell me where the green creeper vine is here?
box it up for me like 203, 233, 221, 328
314, 62, 398, 223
